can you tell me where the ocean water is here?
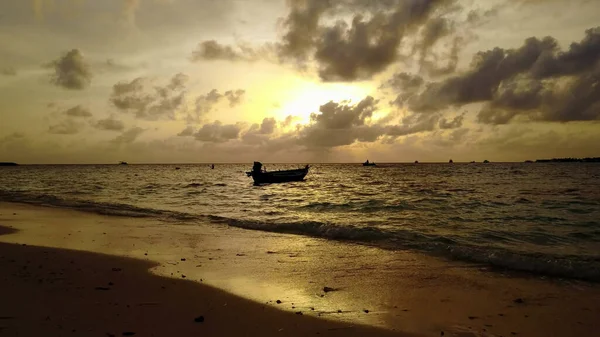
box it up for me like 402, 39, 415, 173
1, 163, 600, 281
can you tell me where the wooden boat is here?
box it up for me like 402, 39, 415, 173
362, 160, 376, 166
119, 161, 128, 165
246, 162, 309, 184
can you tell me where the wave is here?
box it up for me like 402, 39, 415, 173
295, 200, 417, 213
2, 189, 600, 282
0, 190, 194, 220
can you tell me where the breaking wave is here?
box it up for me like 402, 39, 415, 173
2, 189, 599, 282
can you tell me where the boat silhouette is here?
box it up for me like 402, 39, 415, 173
246, 162, 309, 184
362, 160, 376, 166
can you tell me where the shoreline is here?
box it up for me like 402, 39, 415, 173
2, 202, 600, 336
0, 236, 403, 337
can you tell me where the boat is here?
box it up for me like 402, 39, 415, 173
119, 161, 128, 165
363, 160, 376, 166
246, 162, 309, 184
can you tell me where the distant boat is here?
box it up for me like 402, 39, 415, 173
483, 160, 490, 163
363, 160, 376, 166
246, 161, 309, 184
0, 162, 18, 166
470, 161, 476, 163
119, 161, 128, 165
449, 159, 454, 163
414, 160, 419, 164
211, 164, 215, 169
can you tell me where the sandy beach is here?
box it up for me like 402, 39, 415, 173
1, 202, 600, 337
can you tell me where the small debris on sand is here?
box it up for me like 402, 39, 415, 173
181, 275, 186, 278
276, 300, 282, 304
194, 316, 204, 323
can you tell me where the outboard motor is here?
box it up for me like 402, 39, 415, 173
252, 162, 263, 173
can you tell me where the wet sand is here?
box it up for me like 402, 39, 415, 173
0, 231, 404, 336
1, 202, 600, 336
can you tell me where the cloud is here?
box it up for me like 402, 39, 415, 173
110, 73, 189, 120
188, 88, 245, 122
0, 132, 25, 146
111, 126, 145, 144
63, 105, 92, 118
48, 119, 84, 135
1, 67, 17, 76
295, 96, 385, 148
94, 117, 126, 131
224, 89, 245, 106
197, 0, 456, 81
193, 121, 245, 143
438, 113, 464, 129
386, 113, 440, 137
177, 126, 195, 137
386, 26, 600, 124
191, 40, 256, 62
259, 117, 277, 134
47, 49, 92, 90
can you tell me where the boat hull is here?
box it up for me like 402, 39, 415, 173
248, 168, 309, 184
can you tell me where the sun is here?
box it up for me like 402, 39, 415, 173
273, 80, 373, 126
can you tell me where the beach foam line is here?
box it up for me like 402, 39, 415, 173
2, 190, 600, 282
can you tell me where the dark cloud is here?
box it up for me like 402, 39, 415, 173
386, 113, 440, 137
111, 127, 145, 145
310, 96, 377, 129
259, 117, 277, 134
197, 0, 455, 81
48, 119, 83, 135
177, 126, 195, 137
382, 72, 424, 107
296, 96, 384, 148
110, 73, 188, 120
63, 105, 92, 118
420, 36, 461, 77
191, 40, 260, 62
1, 67, 17, 76
438, 113, 464, 129
224, 89, 245, 107
314, 0, 452, 81
277, 0, 333, 63
530, 27, 600, 79
193, 121, 244, 143
94, 116, 126, 131
388, 27, 600, 124
47, 49, 92, 90
416, 17, 454, 64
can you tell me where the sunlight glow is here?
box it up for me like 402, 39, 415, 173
273, 81, 373, 125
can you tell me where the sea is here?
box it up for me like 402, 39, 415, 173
1, 163, 599, 281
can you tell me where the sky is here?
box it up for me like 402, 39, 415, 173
0, 0, 599, 164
